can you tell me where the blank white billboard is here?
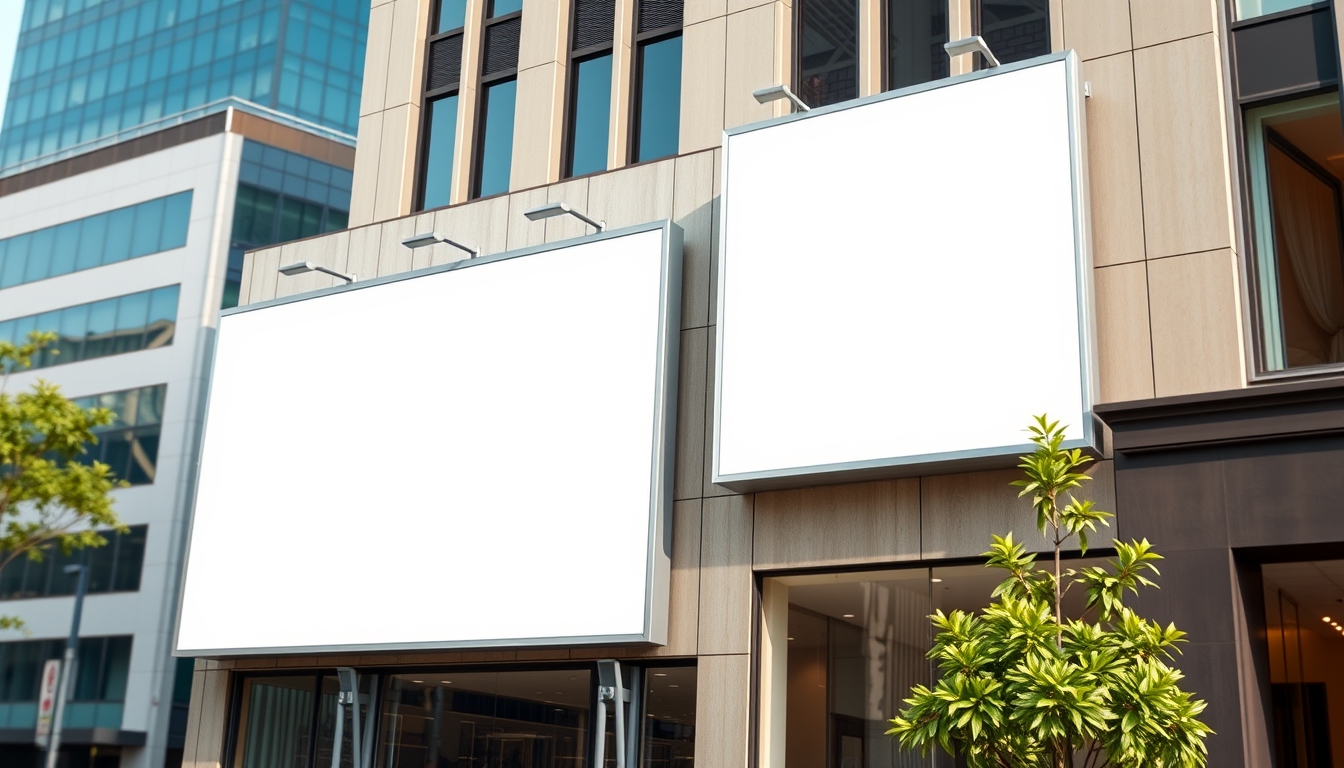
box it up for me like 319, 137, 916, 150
715, 53, 1096, 491
176, 223, 681, 655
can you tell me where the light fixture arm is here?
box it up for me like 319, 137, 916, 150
566, 208, 605, 232
752, 85, 811, 113
441, 237, 483, 258
312, 265, 357, 283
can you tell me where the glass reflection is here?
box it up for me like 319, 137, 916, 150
238, 676, 317, 768
975, 0, 1049, 65
641, 668, 695, 768
797, 0, 859, 107
475, 80, 518, 198
634, 36, 682, 163
568, 55, 613, 178
439, 0, 470, 32
422, 95, 460, 210
887, 0, 947, 90
377, 670, 591, 768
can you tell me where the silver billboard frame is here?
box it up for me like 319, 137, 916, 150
173, 220, 683, 656
713, 51, 1098, 492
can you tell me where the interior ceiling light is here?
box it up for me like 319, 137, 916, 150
1324, 617, 1333, 622
842, 613, 855, 618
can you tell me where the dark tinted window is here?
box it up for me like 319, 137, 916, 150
975, 0, 1049, 65
634, 35, 682, 163
0, 287, 179, 372
0, 525, 150, 600
797, 0, 859, 107
568, 54, 613, 177
887, 0, 948, 89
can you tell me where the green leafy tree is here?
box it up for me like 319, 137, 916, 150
886, 415, 1212, 768
0, 332, 126, 629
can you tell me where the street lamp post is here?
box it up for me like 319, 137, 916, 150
45, 563, 88, 768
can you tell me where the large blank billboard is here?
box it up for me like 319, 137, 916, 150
176, 222, 681, 656
715, 53, 1096, 491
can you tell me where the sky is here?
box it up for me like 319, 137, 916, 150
0, 0, 22, 132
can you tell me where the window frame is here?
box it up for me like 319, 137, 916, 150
627, 6, 683, 166
562, 1, 617, 180
414, 0, 470, 211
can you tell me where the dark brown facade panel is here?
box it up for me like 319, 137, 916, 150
228, 111, 356, 169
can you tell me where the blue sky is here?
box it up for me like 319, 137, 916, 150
0, 0, 21, 131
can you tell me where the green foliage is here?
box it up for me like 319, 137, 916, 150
886, 416, 1212, 768
0, 332, 126, 629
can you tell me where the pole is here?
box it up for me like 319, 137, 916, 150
45, 564, 88, 768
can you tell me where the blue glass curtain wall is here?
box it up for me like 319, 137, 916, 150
475, 79, 518, 198
0, 635, 132, 730
0, 285, 180, 372
568, 55, 613, 177
419, 95, 460, 210
69, 385, 167, 486
0, 192, 191, 290
1, 0, 369, 168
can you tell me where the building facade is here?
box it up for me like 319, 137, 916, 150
0, 3, 369, 767
175, 1, 1344, 768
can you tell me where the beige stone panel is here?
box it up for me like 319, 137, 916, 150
675, 327, 709, 500
245, 247, 282, 305
680, 18, 729, 153
1063, 0, 1131, 60
702, 326, 734, 497
506, 187, 551, 249
660, 499, 705, 656
1148, 249, 1245, 397
587, 157, 677, 227
346, 223, 385, 284
1094, 261, 1154, 402
858, 0, 881, 97
518, 0, 570, 71
675, 149, 716, 329
728, 0, 786, 19
350, 112, 384, 227
431, 193, 512, 260
1134, 35, 1234, 259
699, 494, 755, 654
373, 104, 421, 223
754, 479, 921, 569
276, 231, 354, 297
377, 214, 422, 276
724, 4, 789, 130
1130, 0, 1215, 49
408, 212, 441, 270
385, 0, 431, 108
451, 83, 481, 204
511, 63, 567, 190
361, 2, 395, 116
686, 0, 728, 27
180, 670, 206, 766
609, 0, 636, 168
695, 655, 751, 768
1084, 53, 1145, 268
947, 0, 973, 76
545, 177, 594, 241
922, 469, 1049, 559
188, 670, 230, 768
1050, 0, 1064, 52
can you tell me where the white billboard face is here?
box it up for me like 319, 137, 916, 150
715, 54, 1095, 491
177, 223, 681, 655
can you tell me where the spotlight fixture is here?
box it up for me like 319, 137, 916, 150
752, 84, 811, 113
842, 613, 855, 618
943, 36, 1001, 68
523, 202, 605, 232
931, 578, 944, 583
1326, 617, 1333, 623
402, 231, 482, 258
278, 261, 356, 283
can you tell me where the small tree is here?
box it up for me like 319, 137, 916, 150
0, 332, 125, 629
886, 416, 1212, 768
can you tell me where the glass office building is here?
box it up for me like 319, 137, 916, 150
0, 0, 368, 168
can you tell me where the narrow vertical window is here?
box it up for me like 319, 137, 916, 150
795, 0, 859, 107
565, 0, 616, 178
886, 0, 948, 90
631, 0, 683, 163
973, 0, 1049, 65
474, 4, 523, 197
417, 0, 468, 210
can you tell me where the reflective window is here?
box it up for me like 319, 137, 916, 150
974, 0, 1049, 65
568, 55, 613, 177
420, 95, 460, 210
0, 285, 180, 371
490, 0, 525, 17
1246, 93, 1344, 372
633, 36, 682, 163
1235, 0, 1314, 21
797, 0, 859, 107
226, 142, 352, 309
438, 0, 470, 32
236, 676, 319, 768
887, 0, 948, 90
0, 636, 131, 730
1, 1, 369, 168
70, 385, 167, 486
0, 192, 191, 290
475, 79, 518, 198
640, 668, 696, 768
0, 525, 148, 601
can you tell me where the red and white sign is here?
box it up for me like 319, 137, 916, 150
34, 658, 60, 747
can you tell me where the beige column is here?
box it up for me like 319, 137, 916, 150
609, 0, 638, 167
857, 0, 882, 96
946, 0, 973, 75
511, 0, 573, 188
451, 0, 489, 203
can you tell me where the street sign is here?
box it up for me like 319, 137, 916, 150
34, 659, 60, 747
